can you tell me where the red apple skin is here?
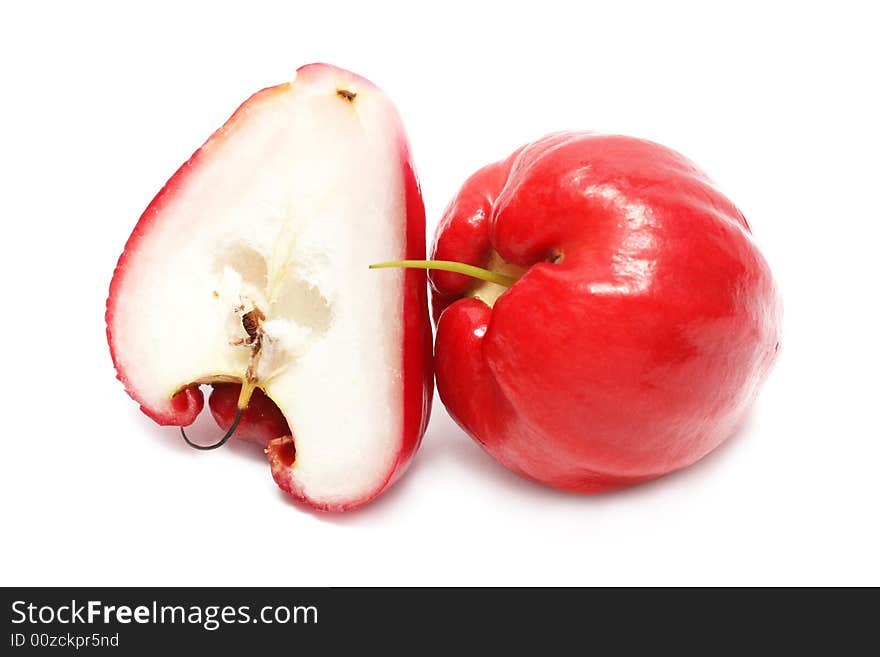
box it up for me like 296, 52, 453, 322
431, 132, 781, 493
208, 384, 291, 447
107, 63, 433, 511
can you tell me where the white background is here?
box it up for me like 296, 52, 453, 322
1, 1, 877, 586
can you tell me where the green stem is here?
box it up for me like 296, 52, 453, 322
369, 260, 516, 287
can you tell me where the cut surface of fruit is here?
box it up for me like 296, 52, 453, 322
107, 64, 432, 510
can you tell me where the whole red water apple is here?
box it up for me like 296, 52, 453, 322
376, 132, 780, 493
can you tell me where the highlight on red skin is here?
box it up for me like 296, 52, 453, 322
429, 131, 781, 493
167, 387, 204, 426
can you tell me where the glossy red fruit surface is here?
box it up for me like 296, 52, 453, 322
431, 132, 781, 493
208, 383, 290, 447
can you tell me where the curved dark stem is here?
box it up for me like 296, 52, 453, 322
180, 407, 244, 451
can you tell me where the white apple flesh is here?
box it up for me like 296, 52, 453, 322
107, 64, 432, 510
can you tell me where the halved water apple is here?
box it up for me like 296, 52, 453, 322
106, 64, 433, 511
